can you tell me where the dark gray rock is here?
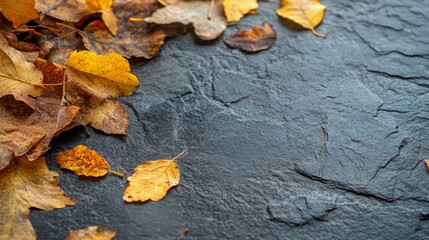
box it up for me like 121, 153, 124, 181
31, 0, 429, 239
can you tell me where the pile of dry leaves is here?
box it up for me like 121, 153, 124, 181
0, 0, 327, 239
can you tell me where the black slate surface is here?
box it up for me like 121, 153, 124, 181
31, 0, 429, 239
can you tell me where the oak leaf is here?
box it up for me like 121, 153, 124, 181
145, 0, 227, 41
123, 151, 186, 203
277, 0, 327, 38
0, 0, 39, 28
223, 0, 258, 23
0, 33, 44, 103
224, 22, 276, 53
65, 50, 139, 99
55, 145, 124, 177
0, 156, 76, 240
66, 226, 117, 240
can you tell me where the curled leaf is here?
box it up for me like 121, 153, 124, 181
224, 22, 276, 53
123, 151, 186, 203
55, 145, 124, 178
66, 226, 117, 240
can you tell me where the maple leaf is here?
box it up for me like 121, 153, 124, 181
0, 0, 39, 28
0, 33, 44, 104
224, 22, 276, 53
145, 0, 227, 41
65, 50, 139, 99
277, 0, 327, 38
55, 145, 125, 178
123, 150, 186, 203
66, 226, 117, 240
0, 156, 76, 240
223, 0, 258, 23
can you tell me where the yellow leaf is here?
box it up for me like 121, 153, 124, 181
123, 150, 186, 203
0, 156, 76, 240
66, 226, 117, 240
55, 145, 125, 178
101, 8, 118, 36
65, 51, 139, 99
0, 0, 39, 28
277, 0, 327, 38
0, 33, 43, 102
222, 0, 258, 23
85, 0, 113, 11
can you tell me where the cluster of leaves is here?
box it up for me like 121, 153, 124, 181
0, 0, 327, 239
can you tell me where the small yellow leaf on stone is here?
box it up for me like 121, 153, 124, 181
222, 0, 258, 23
123, 151, 186, 203
65, 51, 139, 99
66, 226, 117, 240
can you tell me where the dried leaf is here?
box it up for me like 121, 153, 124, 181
277, 0, 327, 38
222, 0, 258, 23
0, 0, 39, 28
55, 145, 124, 177
36, 0, 91, 22
81, 0, 171, 58
145, 0, 227, 41
0, 156, 76, 240
0, 33, 44, 103
86, 0, 113, 11
65, 50, 139, 99
66, 226, 117, 240
425, 159, 429, 173
100, 8, 118, 35
224, 22, 276, 53
123, 151, 186, 203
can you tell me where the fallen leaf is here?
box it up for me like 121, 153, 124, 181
0, 156, 76, 240
224, 22, 276, 53
36, 0, 91, 23
65, 50, 139, 99
66, 226, 117, 240
0, 0, 39, 28
223, 0, 258, 23
277, 0, 327, 38
0, 33, 44, 103
425, 159, 429, 173
145, 0, 227, 41
86, 0, 113, 11
100, 8, 119, 35
123, 150, 186, 203
55, 145, 124, 177
81, 0, 172, 58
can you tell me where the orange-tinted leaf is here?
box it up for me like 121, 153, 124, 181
277, 0, 327, 38
85, 0, 113, 11
224, 22, 276, 53
223, 0, 258, 23
66, 226, 117, 240
145, 0, 227, 41
55, 145, 124, 178
0, 0, 39, 28
0, 156, 76, 240
123, 151, 186, 203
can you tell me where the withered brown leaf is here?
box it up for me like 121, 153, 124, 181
224, 22, 276, 53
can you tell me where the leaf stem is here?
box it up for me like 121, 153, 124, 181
128, 17, 145, 22
109, 169, 125, 178
311, 29, 327, 39
0, 73, 44, 87
171, 150, 187, 162
208, 0, 215, 20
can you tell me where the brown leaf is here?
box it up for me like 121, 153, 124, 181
0, 156, 76, 240
0, 33, 44, 103
0, 0, 39, 28
224, 22, 276, 53
123, 151, 186, 203
66, 226, 117, 240
222, 0, 258, 23
145, 0, 227, 41
36, 0, 91, 23
277, 0, 327, 38
55, 145, 124, 177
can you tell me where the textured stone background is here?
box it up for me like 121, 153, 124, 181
32, 0, 429, 239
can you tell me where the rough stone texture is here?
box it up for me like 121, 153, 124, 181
31, 0, 429, 239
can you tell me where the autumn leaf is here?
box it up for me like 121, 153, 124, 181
66, 226, 117, 240
35, 0, 91, 23
223, 0, 258, 23
86, 0, 113, 11
145, 0, 227, 41
425, 159, 429, 173
224, 22, 276, 53
65, 50, 139, 99
55, 145, 124, 178
0, 156, 76, 240
0, 33, 44, 103
123, 150, 186, 203
100, 8, 119, 35
277, 0, 327, 38
0, 0, 39, 28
